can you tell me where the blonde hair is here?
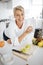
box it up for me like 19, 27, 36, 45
13, 5, 24, 15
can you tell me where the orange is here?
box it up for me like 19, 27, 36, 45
0, 41, 5, 47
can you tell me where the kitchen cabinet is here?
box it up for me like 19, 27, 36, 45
0, 0, 12, 9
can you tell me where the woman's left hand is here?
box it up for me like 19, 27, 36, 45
7, 39, 12, 44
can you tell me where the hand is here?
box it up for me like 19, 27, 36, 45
7, 39, 12, 44
25, 26, 33, 34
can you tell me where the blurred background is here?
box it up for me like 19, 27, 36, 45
0, 0, 42, 19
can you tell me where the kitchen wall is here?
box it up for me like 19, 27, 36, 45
12, 0, 42, 19
0, 1, 12, 19
12, 0, 32, 19
0, 0, 42, 19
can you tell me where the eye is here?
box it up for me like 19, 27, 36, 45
16, 14, 19, 16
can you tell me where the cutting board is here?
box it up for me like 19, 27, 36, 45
12, 45, 38, 61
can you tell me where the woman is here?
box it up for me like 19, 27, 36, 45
3, 5, 33, 45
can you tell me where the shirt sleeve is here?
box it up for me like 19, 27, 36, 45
25, 19, 35, 38
5, 22, 20, 46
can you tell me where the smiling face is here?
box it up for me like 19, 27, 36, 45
14, 10, 24, 25
13, 6, 24, 28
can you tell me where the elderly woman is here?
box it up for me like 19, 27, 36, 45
3, 5, 34, 45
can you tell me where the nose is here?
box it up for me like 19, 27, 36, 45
19, 15, 22, 19
19, 15, 23, 20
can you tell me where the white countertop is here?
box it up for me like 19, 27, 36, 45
0, 41, 43, 65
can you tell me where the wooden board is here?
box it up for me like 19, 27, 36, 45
12, 45, 38, 61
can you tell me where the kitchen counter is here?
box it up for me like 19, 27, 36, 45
0, 48, 43, 65
0, 41, 43, 65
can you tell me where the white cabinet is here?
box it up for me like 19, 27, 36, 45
0, 0, 12, 9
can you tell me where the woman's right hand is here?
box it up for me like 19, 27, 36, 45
25, 26, 33, 34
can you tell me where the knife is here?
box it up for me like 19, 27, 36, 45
12, 49, 29, 55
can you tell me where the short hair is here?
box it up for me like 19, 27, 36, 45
13, 5, 24, 15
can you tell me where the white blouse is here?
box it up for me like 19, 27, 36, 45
5, 19, 35, 46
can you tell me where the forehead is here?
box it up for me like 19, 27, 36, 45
14, 10, 24, 16
15, 10, 24, 13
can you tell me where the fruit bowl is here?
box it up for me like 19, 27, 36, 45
32, 38, 43, 47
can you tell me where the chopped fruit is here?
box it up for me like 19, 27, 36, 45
0, 41, 5, 47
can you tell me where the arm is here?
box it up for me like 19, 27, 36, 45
18, 31, 27, 43
3, 26, 32, 44
18, 26, 33, 42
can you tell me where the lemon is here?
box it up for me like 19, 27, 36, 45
38, 40, 43, 47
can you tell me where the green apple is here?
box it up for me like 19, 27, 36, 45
21, 48, 27, 53
25, 44, 30, 49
